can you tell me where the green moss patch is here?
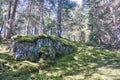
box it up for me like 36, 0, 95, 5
12, 34, 77, 49
14, 61, 39, 75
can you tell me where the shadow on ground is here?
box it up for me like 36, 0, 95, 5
0, 42, 120, 80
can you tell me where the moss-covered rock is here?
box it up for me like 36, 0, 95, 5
12, 34, 76, 48
11, 34, 77, 61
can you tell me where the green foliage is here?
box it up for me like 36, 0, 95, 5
85, 41, 99, 47
62, 0, 77, 13
89, 32, 96, 42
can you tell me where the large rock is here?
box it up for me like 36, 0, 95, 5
10, 34, 77, 61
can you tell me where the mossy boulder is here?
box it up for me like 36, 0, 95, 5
10, 34, 77, 61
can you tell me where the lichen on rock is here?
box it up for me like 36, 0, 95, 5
10, 34, 77, 61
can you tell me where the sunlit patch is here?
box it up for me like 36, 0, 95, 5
0, 41, 120, 79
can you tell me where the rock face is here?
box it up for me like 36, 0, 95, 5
10, 34, 76, 61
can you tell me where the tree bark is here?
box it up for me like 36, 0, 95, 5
35, 1, 45, 34
0, 22, 3, 39
26, 0, 32, 34
39, 1, 44, 34
57, 0, 62, 37
4, 0, 18, 39
11, 0, 18, 19
8, 0, 12, 19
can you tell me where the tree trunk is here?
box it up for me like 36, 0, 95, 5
3, 0, 12, 39
26, 17, 30, 34
4, 0, 18, 39
39, 1, 44, 34
26, 0, 32, 35
57, 0, 62, 37
35, 21, 39, 34
11, 0, 18, 19
35, 1, 45, 34
0, 21, 4, 39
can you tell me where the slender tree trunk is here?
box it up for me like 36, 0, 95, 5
0, 21, 4, 34
0, 26, 3, 35
4, 0, 18, 39
3, 0, 12, 39
11, 0, 18, 19
35, 1, 45, 34
35, 20, 39, 34
57, 0, 62, 37
26, 0, 32, 35
26, 17, 30, 34
39, 1, 44, 34
8, 0, 12, 19
0, 22, 3, 39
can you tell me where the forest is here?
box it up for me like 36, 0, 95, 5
0, 0, 120, 80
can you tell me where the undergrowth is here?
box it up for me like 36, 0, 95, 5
0, 41, 120, 80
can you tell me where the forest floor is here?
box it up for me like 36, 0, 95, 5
0, 41, 120, 80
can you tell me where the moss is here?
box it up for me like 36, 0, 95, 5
39, 47, 49, 56
12, 34, 47, 43
1, 40, 120, 79
12, 34, 77, 50
14, 61, 39, 75
0, 59, 7, 64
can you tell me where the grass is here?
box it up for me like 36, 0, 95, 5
0, 41, 120, 80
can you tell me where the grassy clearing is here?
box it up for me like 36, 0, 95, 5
0, 41, 120, 80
